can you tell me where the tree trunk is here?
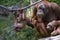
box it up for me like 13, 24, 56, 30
30, 0, 38, 18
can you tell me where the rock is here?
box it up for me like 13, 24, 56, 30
39, 35, 60, 40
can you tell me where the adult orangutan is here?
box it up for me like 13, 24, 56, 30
31, 0, 60, 37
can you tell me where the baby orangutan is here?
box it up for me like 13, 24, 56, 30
47, 20, 60, 36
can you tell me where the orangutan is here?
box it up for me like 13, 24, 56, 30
31, 0, 60, 37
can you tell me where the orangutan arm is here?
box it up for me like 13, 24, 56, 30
47, 2, 60, 30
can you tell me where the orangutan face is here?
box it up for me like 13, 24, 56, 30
36, 3, 46, 18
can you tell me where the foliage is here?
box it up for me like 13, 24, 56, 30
48, 0, 60, 5
0, 16, 39, 40
0, 0, 30, 7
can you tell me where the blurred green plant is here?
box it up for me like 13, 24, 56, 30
48, 0, 60, 5
0, 0, 30, 7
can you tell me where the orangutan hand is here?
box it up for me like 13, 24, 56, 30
51, 27, 60, 36
47, 20, 57, 31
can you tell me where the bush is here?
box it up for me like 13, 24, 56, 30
48, 0, 60, 5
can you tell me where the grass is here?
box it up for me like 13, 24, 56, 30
0, 15, 40, 40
